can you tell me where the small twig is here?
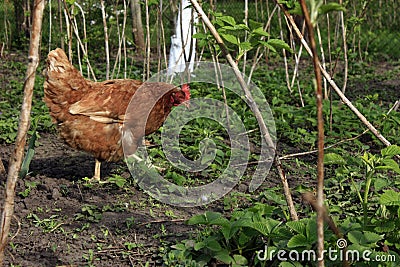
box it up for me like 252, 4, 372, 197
10, 216, 21, 241
387, 100, 399, 114
339, 2, 348, 94
302, 192, 350, 267
137, 218, 187, 227
100, 0, 110, 80
279, 129, 369, 160
238, 128, 259, 136
144, 0, 151, 80
62, 1, 96, 81
128, 255, 135, 267
275, 156, 298, 221
48, 222, 65, 233
302, 192, 341, 237
278, 10, 292, 93
76, 183, 84, 202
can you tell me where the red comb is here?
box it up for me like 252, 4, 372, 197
182, 84, 190, 101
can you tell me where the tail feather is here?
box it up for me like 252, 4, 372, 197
43, 48, 89, 123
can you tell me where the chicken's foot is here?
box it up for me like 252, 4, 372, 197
88, 159, 102, 182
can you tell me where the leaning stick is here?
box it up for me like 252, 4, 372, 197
190, 0, 299, 221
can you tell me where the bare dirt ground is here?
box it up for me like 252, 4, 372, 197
0, 133, 211, 266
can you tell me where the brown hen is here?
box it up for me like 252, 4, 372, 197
43, 48, 190, 181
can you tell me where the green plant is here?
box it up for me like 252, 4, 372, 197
75, 205, 103, 223
26, 213, 65, 233
82, 249, 99, 266
107, 174, 127, 188
164, 146, 400, 266
18, 180, 38, 198
194, 12, 291, 62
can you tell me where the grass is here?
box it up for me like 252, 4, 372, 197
0, 1, 400, 265
1, 52, 399, 265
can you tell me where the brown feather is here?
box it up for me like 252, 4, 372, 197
43, 48, 188, 168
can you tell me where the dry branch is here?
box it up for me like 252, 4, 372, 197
277, 3, 393, 148
0, 0, 45, 264
297, 1, 325, 265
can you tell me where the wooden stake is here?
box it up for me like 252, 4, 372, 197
0, 0, 45, 264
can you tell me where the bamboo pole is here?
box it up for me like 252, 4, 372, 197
0, 0, 45, 264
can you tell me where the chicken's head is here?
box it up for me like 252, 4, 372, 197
171, 83, 190, 107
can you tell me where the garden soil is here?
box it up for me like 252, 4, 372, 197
1, 52, 399, 266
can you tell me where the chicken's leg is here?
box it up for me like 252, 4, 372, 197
92, 159, 101, 182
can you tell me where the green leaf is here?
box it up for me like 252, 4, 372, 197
374, 178, 390, 191
206, 239, 222, 251
187, 211, 229, 226
252, 222, 270, 236
238, 231, 252, 247
266, 39, 292, 53
287, 234, 308, 248
239, 41, 253, 51
209, 216, 230, 226
348, 231, 383, 246
187, 214, 207, 225
219, 15, 236, 26
286, 220, 306, 235
107, 175, 126, 188
306, 219, 317, 243
221, 25, 236, 31
376, 158, 400, 173
319, 3, 346, 15
363, 231, 384, 244
194, 241, 205, 251
192, 32, 209, 39
347, 231, 363, 245
220, 33, 238, 45
252, 27, 270, 37
20, 127, 38, 178
205, 211, 223, 223
381, 145, 400, 157
214, 249, 233, 264
380, 190, 400, 206
232, 217, 254, 228
259, 40, 276, 53
374, 221, 396, 233
265, 218, 282, 234
234, 24, 250, 31
324, 153, 346, 165
233, 254, 248, 265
